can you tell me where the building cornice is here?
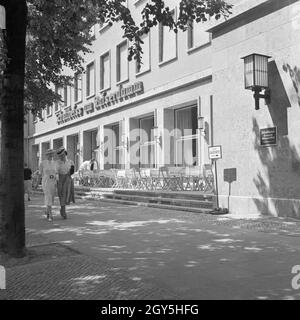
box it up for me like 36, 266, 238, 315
207, 0, 299, 37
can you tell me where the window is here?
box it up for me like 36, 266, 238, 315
187, 21, 211, 50
136, 32, 150, 74
89, 25, 95, 37
99, 20, 111, 33
46, 105, 52, 117
55, 86, 64, 112
134, 0, 148, 5
159, 9, 177, 64
86, 62, 95, 97
63, 86, 68, 107
100, 52, 111, 91
139, 116, 155, 168
116, 41, 128, 83
112, 124, 122, 169
54, 85, 60, 112
74, 73, 82, 103
175, 106, 199, 167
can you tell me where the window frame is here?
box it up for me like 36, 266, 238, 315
86, 60, 96, 99
187, 20, 211, 54
116, 40, 129, 85
46, 105, 53, 118
100, 50, 111, 92
158, 8, 178, 67
74, 72, 83, 104
136, 31, 151, 76
174, 105, 199, 167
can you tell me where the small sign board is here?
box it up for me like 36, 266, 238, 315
260, 127, 277, 147
209, 145, 222, 160
224, 168, 237, 183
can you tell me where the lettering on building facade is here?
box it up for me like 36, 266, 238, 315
56, 82, 143, 124
84, 102, 94, 114
56, 107, 84, 125
95, 81, 144, 111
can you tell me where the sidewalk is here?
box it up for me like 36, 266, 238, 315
1, 193, 300, 300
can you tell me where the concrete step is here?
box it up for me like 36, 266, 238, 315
103, 193, 214, 209
98, 197, 213, 214
113, 189, 214, 201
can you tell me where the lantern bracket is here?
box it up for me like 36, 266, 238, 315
252, 87, 271, 110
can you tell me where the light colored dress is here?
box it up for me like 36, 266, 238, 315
39, 160, 57, 206
56, 158, 75, 206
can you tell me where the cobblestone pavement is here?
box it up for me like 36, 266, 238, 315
1, 193, 300, 300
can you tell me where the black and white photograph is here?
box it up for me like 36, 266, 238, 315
0, 0, 300, 306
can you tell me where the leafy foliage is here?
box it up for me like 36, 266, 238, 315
23, 0, 232, 117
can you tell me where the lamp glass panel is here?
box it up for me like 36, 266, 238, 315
254, 54, 268, 88
244, 55, 254, 89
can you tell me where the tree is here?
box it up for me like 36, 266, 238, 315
0, 0, 232, 257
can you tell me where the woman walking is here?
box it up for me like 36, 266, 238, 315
39, 149, 57, 221
56, 146, 75, 219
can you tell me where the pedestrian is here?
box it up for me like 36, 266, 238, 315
24, 163, 32, 201
89, 151, 99, 172
56, 146, 75, 219
39, 149, 57, 221
78, 151, 99, 185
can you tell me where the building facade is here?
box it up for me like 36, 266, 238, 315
27, 0, 300, 218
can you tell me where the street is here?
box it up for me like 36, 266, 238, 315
1, 193, 300, 300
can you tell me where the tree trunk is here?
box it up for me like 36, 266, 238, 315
0, 0, 27, 257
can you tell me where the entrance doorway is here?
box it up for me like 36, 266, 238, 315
53, 138, 63, 160
83, 129, 98, 162
175, 105, 199, 167
139, 115, 155, 168
104, 123, 123, 169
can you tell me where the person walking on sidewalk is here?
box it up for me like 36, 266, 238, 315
24, 163, 32, 201
56, 146, 75, 219
39, 149, 57, 221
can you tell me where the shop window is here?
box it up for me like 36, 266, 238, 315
140, 116, 155, 168
112, 124, 122, 169
116, 41, 128, 84
136, 32, 150, 75
86, 61, 95, 97
187, 21, 211, 51
159, 9, 177, 65
175, 105, 198, 167
74, 73, 82, 103
100, 51, 111, 91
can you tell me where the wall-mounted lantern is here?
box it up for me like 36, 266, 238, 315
197, 116, 204, 130
241, 53, 271, 110
98, 141, 105, 152
121, 134, 128, 152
